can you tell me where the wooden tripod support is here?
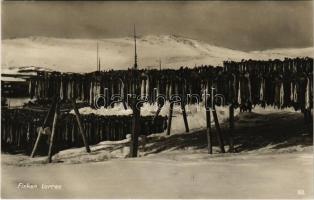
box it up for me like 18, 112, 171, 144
30, 99, 57, 158
205, 104, 235, 154
211, 106, 225, 153
30, 98, 91, 163
166, 101, 189, 135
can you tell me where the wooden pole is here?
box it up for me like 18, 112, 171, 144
130, 99, 140, 157
206, 108, 213, 154
122, 100, 128, 110
72, 100, 91, 153
303, 109, 313, 131
166, 102, 174, 135
211, 106, 225, 153
308, 109, 313, 123
30, 99, 56, 157
47, 102, 59, 163
153, 104, 163, 122
228, 105, 235, 152
129, 25, 141, 156
130, 68, 141, 158
301, 109, 307, 124
181, 103, 189, 132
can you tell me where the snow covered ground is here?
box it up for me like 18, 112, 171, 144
2, 35, 314, 73
2, 152, 313, 199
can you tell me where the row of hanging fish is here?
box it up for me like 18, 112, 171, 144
1, 108, 167, 153
28, 57, 313, 111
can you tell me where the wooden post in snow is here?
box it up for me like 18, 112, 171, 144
181, 103, 189, 133
304, 109, 313, 124
166, 101, 174, 135
153, 105, 163, 122
206, 107, 213, 154
47, 101, 59, 163
211, 105, 225, 153
130, 72, 141, 157
228, 105, 235, 152
72, 100, 91, 153
130, 99, 140, 157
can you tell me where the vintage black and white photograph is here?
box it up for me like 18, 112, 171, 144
1, 0, 313, 199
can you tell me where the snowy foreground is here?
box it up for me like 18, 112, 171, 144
2, 152, 313, 199
1, 106, 313, 198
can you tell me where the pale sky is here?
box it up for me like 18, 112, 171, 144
2, 1, 313, 51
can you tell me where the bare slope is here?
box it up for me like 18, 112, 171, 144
2, 35, 313, 73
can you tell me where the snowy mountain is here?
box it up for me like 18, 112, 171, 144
2, 35, 313, 73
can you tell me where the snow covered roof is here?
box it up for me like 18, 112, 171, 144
1, 76, 26, 82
